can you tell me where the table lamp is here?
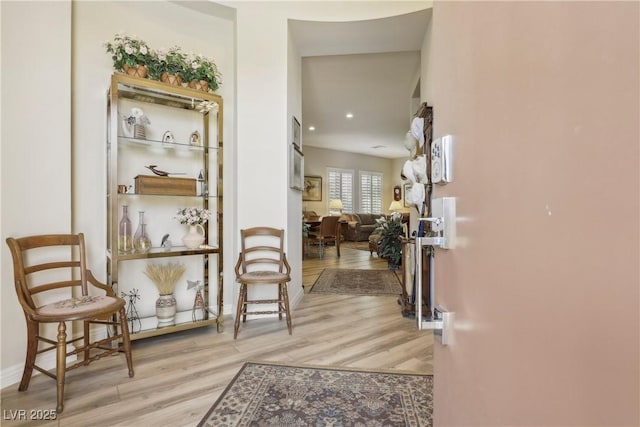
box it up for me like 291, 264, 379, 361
329, 199, 343, 216
388, 200, 403, 212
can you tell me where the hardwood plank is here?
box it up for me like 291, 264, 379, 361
1, 246, 433, 426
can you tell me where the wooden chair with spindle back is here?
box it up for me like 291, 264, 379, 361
233, 227, 292, 339
5, 233, 134, 413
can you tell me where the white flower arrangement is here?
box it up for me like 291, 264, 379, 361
175, 207, 210, 225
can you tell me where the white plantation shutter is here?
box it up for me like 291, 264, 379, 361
327, 168, 354, 213
359, 171, 383, 214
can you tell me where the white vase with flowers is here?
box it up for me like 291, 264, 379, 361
175, 207, 211, 249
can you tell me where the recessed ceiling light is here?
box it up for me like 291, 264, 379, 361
308, 126, 315, 131
345, 113, 354, 119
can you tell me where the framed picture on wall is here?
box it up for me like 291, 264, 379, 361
292, 116, 301, 149
303, 176, 322, 201
289, 144, 304, 191
404, 183, 412, 207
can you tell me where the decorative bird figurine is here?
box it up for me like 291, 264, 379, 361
145, 165, 185, 177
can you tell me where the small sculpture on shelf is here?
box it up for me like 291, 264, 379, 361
121, 107, 150, 139
187, 280, 206, 322
161, 234, 172, 251
121, 288, 142, 333
162, 131, 175, 143
190, 130, 201, 146
145, 164, 186, 177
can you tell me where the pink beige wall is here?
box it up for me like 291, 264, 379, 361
429, 2, 639, 425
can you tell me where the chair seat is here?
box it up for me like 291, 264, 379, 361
238, 271, 289, 284
36, 295, 124, 320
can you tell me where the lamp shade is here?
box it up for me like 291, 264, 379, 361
388, 201, 403, 211
329, 199, 343, 209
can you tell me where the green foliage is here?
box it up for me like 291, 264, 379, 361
104, 34, 153, 71
183, 54, 222, 91
374, 213, 404, 267
105, 34, 222, 93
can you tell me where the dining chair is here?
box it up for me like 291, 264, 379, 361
233, 227, 292, 339
306, 215, 340, 258
5, 233, 134, 413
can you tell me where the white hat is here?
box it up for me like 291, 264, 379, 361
409, 182, 425, 209
402, 159, 416, 183
410, 117, 425, 147
404, 131, 418, 157
412, 155, 428, 183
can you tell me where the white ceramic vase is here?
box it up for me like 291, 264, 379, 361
156, 294, 177, 326
182, 224, 205, 249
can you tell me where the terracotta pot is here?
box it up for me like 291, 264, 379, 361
161, 72, 183, 86
123, 64, 148, 79
188, 80, 209, 92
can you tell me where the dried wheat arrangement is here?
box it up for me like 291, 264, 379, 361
144, 262, 186, 295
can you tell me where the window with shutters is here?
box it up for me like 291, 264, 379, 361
327, 168, 354, 213
359, 171, 383, 214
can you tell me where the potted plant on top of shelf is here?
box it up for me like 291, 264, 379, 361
148, 46, 188, 86
374, 212, 404, 270
183, 53, 222, 92
104, 34, 153, 79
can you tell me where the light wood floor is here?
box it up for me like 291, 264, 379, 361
1, 244, 433, 427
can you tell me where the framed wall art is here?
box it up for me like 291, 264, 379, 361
303, 176, 322, 201
292, 116, 301, 149
404, 183, 412, 207
289, 144, 304, 191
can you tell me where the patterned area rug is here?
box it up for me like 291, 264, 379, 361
310, 268, 402, 295
198, 362, 433, 427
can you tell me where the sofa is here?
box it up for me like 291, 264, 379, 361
340, 213, 384, 242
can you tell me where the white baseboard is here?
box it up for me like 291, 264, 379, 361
0, 325, 108, 388
1, 350, 77, 388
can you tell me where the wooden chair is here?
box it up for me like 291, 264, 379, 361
5, 233, 134, 413
233, 227, 292, 339
306, 215, 340, 258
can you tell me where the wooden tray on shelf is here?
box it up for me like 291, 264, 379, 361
134, 175, 196, 196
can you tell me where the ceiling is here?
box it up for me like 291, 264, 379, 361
290, 8, 431, 159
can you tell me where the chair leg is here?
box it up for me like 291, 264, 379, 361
56, 322, 67, 413
118, 307, 134, 378
282, 283, 292, 335
242, 285, 249, 324
278, 285, 283, 320
233, 284, 245, 339
19, 319, 39, 391
83, 320, 90, 362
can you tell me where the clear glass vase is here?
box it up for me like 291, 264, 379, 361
133, 211, 144, 243
134, 223, 152, 254
118, 205, 133, 254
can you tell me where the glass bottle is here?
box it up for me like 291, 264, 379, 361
118, 205, 133, 254
133, 211, 145, 247
134, 223, 152, 254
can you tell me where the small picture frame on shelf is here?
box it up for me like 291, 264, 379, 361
189, 130, 201, 146
162, 131, 175, 143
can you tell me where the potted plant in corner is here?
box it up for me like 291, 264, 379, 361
374, 212, 404, 270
